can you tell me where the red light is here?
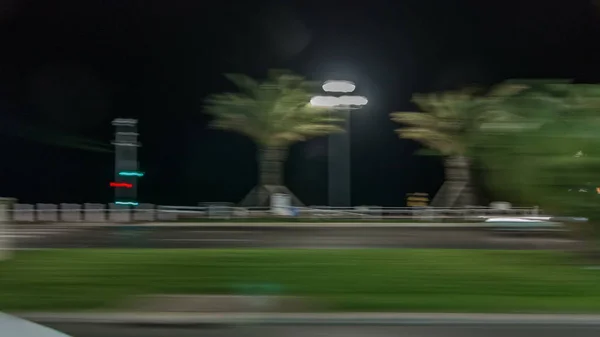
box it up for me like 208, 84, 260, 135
110, 182, 132, 188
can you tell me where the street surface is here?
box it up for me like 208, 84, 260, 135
6, 225, 88, 248
6, 224, 578, 250
39, 323, 600, 337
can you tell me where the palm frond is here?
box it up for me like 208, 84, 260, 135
391, 111, 463, 133
290, 123, 345, 135
273, 124, 344, 144
391, 88, 493, 156
204, 69, 342, 147
486, 83, 529, 98
398, 127, 464, 156
390, 112, 438, 128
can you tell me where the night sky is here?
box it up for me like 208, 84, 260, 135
0, 0, 598, 207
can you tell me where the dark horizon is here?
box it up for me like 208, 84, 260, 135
0, 0, 599, 206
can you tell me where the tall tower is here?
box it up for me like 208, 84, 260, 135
112, 118, 142, 205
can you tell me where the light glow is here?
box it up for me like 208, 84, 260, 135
310, 95, 368, 108
119, 171, 144, 177
115, 201, 139, 206
322, 80, 356, 93
110, 182, 133, 188
310, 96, 340, 107
338, 95, 368, 106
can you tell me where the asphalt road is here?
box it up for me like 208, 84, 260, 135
39, 323, 600, 337
11, 225, 576, 249
8, 225, 579, 250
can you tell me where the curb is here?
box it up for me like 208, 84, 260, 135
15, 312, 600, 326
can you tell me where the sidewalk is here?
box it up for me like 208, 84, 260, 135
14, 312, 600, 326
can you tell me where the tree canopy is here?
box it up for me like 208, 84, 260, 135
390, 83, 528, 158
204, 69, 344, 148
475, 82, 600, 222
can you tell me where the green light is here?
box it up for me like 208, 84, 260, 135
119, 171, 144, 177
115, 201, 139, 206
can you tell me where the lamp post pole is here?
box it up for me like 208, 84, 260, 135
328, 108, 351, 207
311, 81, 367, 208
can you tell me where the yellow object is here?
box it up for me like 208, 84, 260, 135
406, 193, 430, 207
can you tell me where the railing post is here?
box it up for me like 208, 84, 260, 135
0, 197, 16, 261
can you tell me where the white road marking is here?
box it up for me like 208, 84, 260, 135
155, 238, 255, 242
1, 228, 82, 240
2, 235, 40, 238
188, 230, 254, 234
11, 231, 70, 235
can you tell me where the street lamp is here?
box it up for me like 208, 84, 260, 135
322, 80, 356, 93
310, 95, 368, 107
310, 80, 368, 207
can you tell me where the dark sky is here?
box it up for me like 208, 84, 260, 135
0, 0, 598, 206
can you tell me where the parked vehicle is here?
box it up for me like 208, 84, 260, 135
483, 216, 567, 234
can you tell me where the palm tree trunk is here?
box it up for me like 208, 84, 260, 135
258, 146, 288, 186
442, 156, 476, 207
239, 146, 305, 207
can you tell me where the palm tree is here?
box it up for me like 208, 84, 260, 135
476, 82, 600, 259
390, 84, 527, 207
204, 69, 344, 206
473, 80, 572, 205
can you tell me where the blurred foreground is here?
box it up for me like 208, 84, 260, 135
2, 249, 600, 313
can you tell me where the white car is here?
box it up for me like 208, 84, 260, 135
483, 217, 566, 232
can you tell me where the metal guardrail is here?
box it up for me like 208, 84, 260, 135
7, 203, 543, 223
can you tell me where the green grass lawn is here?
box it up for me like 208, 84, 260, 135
1, 249, 600, 313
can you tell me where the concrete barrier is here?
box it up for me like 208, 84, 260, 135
0, 198, 16, 261
84, 203, 106, 222
109, 203, 131, 222
37, 203, 58, 222
13, 203, 34, 222
60, 203, 82, 222
134, 204, 155, 222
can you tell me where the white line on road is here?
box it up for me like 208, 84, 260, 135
2, 235, 40, 239
10, 231, 70, 235
188, 230, 255, 234
155, 239, 256, 242
4, 233, 73, 237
